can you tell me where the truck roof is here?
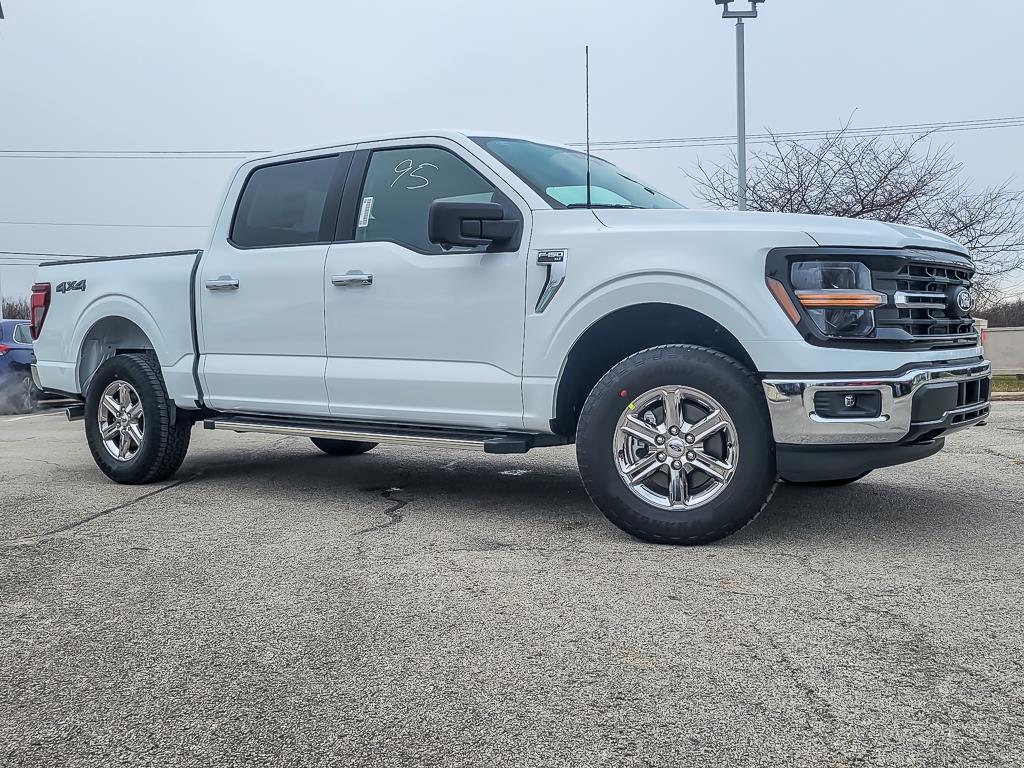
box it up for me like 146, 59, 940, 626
251, 130, 574, 163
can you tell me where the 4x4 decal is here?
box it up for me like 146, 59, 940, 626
55, 280, 86, 294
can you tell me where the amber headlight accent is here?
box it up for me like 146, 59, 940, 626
766, 277, 801, 325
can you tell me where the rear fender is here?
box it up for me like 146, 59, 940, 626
70, 297, 168, 393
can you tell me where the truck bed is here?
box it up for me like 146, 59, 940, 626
33, 250, 202, 406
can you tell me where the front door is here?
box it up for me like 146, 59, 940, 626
324, 140, 531, 430
199, 152, 348, 416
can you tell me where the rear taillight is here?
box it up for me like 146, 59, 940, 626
0, 343, 10, 356
30, 283, 51, 340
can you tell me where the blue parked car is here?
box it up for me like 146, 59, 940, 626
0, 318, 40, 413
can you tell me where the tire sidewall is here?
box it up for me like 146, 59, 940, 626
310, 438, 378, 456
85, 355, 169, 483
577, 346, 776, 543
14, 374, 37, 414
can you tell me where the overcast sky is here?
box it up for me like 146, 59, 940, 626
1, 0, 1021, 300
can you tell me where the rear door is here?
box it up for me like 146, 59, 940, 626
323, 139, 531, 429
198, 152, 350, 416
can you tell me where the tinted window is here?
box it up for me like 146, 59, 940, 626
12, 324, 32, 344
355, 147, 507, 254
231, 156, 338, 248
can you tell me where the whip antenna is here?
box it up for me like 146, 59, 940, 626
585, 45, 592, 209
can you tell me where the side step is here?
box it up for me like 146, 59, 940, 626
203, 415, 566, 454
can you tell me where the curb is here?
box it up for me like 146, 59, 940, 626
991, 392, 1024, 402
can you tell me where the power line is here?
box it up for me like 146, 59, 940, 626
0, 220, 206, 229
583, 116, 1024, 147
572, 116, 1024, 151
0, 152, 257, 160
0, 149, 265, 154
0, 253, 96, 264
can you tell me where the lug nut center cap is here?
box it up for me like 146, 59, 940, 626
666, 437, 686, 457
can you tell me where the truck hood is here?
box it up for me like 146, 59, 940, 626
591, 208, 969, 256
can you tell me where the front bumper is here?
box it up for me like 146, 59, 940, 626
762, 359, 991, 445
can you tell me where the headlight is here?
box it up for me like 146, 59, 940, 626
789, 261, 885, 338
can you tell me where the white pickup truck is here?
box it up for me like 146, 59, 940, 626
30, 131, 991, 544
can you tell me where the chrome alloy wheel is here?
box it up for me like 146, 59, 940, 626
613, 386, 739, 510
97, 380, 145, 462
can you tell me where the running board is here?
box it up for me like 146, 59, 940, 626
202, 415, 565, 454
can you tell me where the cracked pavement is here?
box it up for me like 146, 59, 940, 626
2, 404, 1023, 767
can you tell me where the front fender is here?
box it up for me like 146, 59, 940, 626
530, 270, 792, 379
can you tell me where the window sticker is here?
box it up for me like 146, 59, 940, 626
357, 196, 374, 228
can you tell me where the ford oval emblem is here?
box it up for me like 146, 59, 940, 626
954, 288, 974, 316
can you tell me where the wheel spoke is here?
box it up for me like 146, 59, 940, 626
668, 466, 688, 507
621, 415, 661, 444
690, 451, 733, 482
688, 410, 727, 444
100, 421, 118, 439
129, 401, 144, 419
661, 388, 683, 429
102, 394, 122, 417
117, 434, 131, 459
126, 423, 144, 448
613, 384, 739, 512
623, 453, 662, 486
118, 383, 131, 409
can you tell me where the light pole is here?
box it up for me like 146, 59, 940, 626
714, 0, 764, 211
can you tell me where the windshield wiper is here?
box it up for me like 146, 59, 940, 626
566, 203, 643, 209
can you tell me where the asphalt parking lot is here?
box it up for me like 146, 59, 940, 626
2, 405, 1023, 767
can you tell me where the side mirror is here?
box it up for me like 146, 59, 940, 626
428, 201, 521, 249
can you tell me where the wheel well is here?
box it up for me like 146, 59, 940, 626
552, 303, 757, 439
77, 316, 155, 394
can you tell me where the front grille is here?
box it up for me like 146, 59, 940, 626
873, 253, 979, 348
952, 376, 991, 424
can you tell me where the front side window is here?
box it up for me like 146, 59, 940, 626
12, 324, 32, 344
472, 137, 682, 210
231, 155, 338, 248
355, 147, 508, 254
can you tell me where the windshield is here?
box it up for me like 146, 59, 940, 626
472, 137, 682, 210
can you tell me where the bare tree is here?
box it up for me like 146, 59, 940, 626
689, 126, 1024, 307
2, 297, 29, 320
976, 297, 1024, 328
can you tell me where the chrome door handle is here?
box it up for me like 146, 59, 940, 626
332, 273, 373, 287
205, 276, 239, 291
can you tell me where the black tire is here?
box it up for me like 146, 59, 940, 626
310, 437, 377, 456
576, 345, 777, 545
84, 353, 192, 484
783, 471, 870, 487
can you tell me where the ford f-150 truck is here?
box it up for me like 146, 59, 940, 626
29, 131, 992, 544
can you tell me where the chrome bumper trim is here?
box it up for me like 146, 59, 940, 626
30, 363, 43, 389
762, 360, 992, 445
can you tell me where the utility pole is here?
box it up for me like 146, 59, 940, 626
714, 0, 764, 211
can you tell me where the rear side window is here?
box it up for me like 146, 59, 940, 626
231, 156, 338, 248
12, 324, 32, 344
